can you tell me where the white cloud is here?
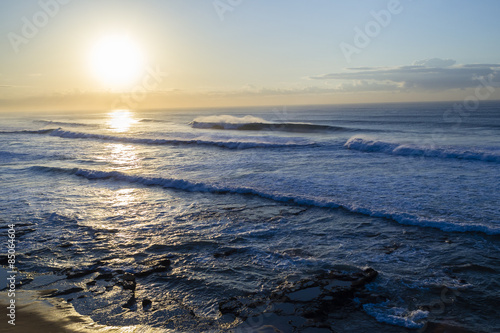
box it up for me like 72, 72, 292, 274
412, 58, 456, 68
310, 60, 500, 91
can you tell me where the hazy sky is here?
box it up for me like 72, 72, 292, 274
1, 0, 500, 110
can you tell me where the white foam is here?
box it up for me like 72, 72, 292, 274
192, 115, 269, 126
363, 302, 428, 329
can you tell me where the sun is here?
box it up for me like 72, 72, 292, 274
89, 34, 145, 89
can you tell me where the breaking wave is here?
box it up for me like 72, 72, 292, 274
191, 115, 351, 133
363, 302, 428, 329
31, 166, 500, 235
345, 136, 500, 163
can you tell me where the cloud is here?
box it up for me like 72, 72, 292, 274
204, 81, 402, 97
310, 59, 500, 91
412, 58, 456, 68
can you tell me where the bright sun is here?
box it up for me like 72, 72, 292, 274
89, 34, 145, 89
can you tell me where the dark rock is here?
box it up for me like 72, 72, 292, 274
123, 295, 136, 309
424, 321, 475, 333
220, 267, 379, 331
119, 272, 136, 291
95, 272, 113, 280
65, 263, 100, 279
214, 248, 239, 258
383, 243, 401, 254
66, 269, 95, 279
142, 299, 152, 311
50, 287, 84, 297
136, 259, 171, 277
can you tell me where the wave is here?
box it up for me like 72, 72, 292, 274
31, 166, 500, 235
0, 151, 29, 160
0, 128, 58, 135
190, 115, 351, 133
345, 137, 500, 163
363, 302, 428, 329
1, 128, 314, 149
46, 129, 314, 149
33, 120, 96, 128
139, 118, 171, 123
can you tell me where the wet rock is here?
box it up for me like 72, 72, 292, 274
119, 272, 136, 291
65, 264, 100, 279
142, 299, 152, 311
95, 272, 113, 280
214, 248, 239, 258
288, 287, 322, 302
50, 287, 84, 297
383, 243, 401, 254
220, 267, 378, 331
123, 295, 136, 309
136, 258, 171, 277
424, 321, 474, 333
66, 269, 95, 279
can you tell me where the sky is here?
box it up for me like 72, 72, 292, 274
1, 0, 500, 111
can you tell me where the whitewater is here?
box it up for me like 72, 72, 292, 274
0, 102, 499, 332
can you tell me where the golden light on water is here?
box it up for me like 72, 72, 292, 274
112, 188, 136, 207
107, 143, 139, 168
107, 109, 137, 132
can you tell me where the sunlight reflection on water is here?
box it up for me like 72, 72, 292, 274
107, 109, 137, 132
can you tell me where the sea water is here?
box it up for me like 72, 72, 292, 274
0, 102, 499, 331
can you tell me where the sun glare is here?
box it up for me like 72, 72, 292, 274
108, 109, 137, 132
89, 34, 145, 89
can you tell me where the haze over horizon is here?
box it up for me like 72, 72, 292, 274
1, 0, 500, 111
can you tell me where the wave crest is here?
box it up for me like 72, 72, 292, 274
191, 115, 348, 132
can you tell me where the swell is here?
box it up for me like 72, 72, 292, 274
139, 118, 171, 123
190, 115, 354, 133
345, 137, 500, 163
5, 128, 314, 150
191, 121, 349, 133
31, 166, 500, 235
0, 128, 58, 134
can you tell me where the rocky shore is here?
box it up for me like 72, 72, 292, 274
1, 260, 473, 332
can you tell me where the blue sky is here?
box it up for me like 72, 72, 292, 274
1, 0, 500, 110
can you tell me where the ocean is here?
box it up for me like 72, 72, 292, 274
0, 101, 499, 332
